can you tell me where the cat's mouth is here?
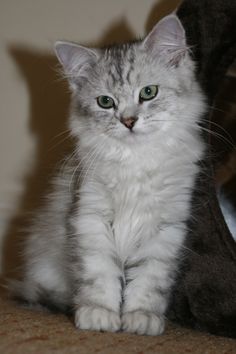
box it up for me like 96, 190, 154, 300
117, 126, 149, 143
110, 118, 154, 141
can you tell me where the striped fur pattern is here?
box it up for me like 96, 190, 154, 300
15, 15, 206, 335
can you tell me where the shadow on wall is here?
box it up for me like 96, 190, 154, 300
2, 18, 136, 279
145, 0, 181, 32
2, 48, 72, 278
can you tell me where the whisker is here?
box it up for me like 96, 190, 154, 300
49, 133, 73, 151
149, 116, 235, 150
58, 149, 78, 178
69, 136, 108, 192
79, 137, 109, 187
200, 126, 235, 149
51, 129, 71, 141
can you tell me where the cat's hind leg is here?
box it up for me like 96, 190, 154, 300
10, 256, 72, 313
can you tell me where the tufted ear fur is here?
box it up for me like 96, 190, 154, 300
54, 41, 99, 86
143, 14, 188, 67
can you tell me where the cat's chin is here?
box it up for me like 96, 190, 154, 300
112, 129, 141, 143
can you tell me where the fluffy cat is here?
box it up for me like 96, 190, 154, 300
13, 14, 206, 335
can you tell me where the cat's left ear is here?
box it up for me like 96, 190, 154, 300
54, 41, 99, 87
143, 14, 188, 67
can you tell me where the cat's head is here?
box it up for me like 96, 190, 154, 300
55, 14, 204, 147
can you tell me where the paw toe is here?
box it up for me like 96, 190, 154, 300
122, 311, 165, 336
75, 306, 121, 333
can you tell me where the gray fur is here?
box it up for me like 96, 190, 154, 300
12, 14, 207, 336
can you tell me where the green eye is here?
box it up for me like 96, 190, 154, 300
97, 95, 115, 109
139, 85, 158, 102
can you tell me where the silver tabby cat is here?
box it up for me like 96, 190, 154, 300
14, 14, 206, 335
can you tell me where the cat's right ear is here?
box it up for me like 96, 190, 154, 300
143, 14, 188, 67
54, 41, 99, 86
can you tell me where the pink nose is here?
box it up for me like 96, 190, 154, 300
120, 116, 138, 130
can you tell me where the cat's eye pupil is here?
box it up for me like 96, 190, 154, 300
102, 97, 109, 104
97, 95, 114, 109
145, 87, 151, 95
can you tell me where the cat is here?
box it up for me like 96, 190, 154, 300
12, 14, 206, 336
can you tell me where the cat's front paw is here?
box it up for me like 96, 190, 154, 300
122, 310, 165, 336
75, 306, 121, 333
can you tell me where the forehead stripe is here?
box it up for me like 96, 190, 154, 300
106, 44, 136, 85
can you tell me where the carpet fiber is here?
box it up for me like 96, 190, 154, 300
0, 285, 236, 354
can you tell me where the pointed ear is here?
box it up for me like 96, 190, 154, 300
54, 41, 99, 80
143, 14, 188, 66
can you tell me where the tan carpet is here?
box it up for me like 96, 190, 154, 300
0, 284, 236, 354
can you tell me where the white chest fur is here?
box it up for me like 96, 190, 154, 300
78, 134, 203, 261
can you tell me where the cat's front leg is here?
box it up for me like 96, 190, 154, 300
71, 201, 123, 333
122, 266, 166, 336
122, 225, 184, 336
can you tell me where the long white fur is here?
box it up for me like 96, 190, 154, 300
17, 14, 207, 336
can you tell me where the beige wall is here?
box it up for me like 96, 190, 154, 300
0, 0, 181, 274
